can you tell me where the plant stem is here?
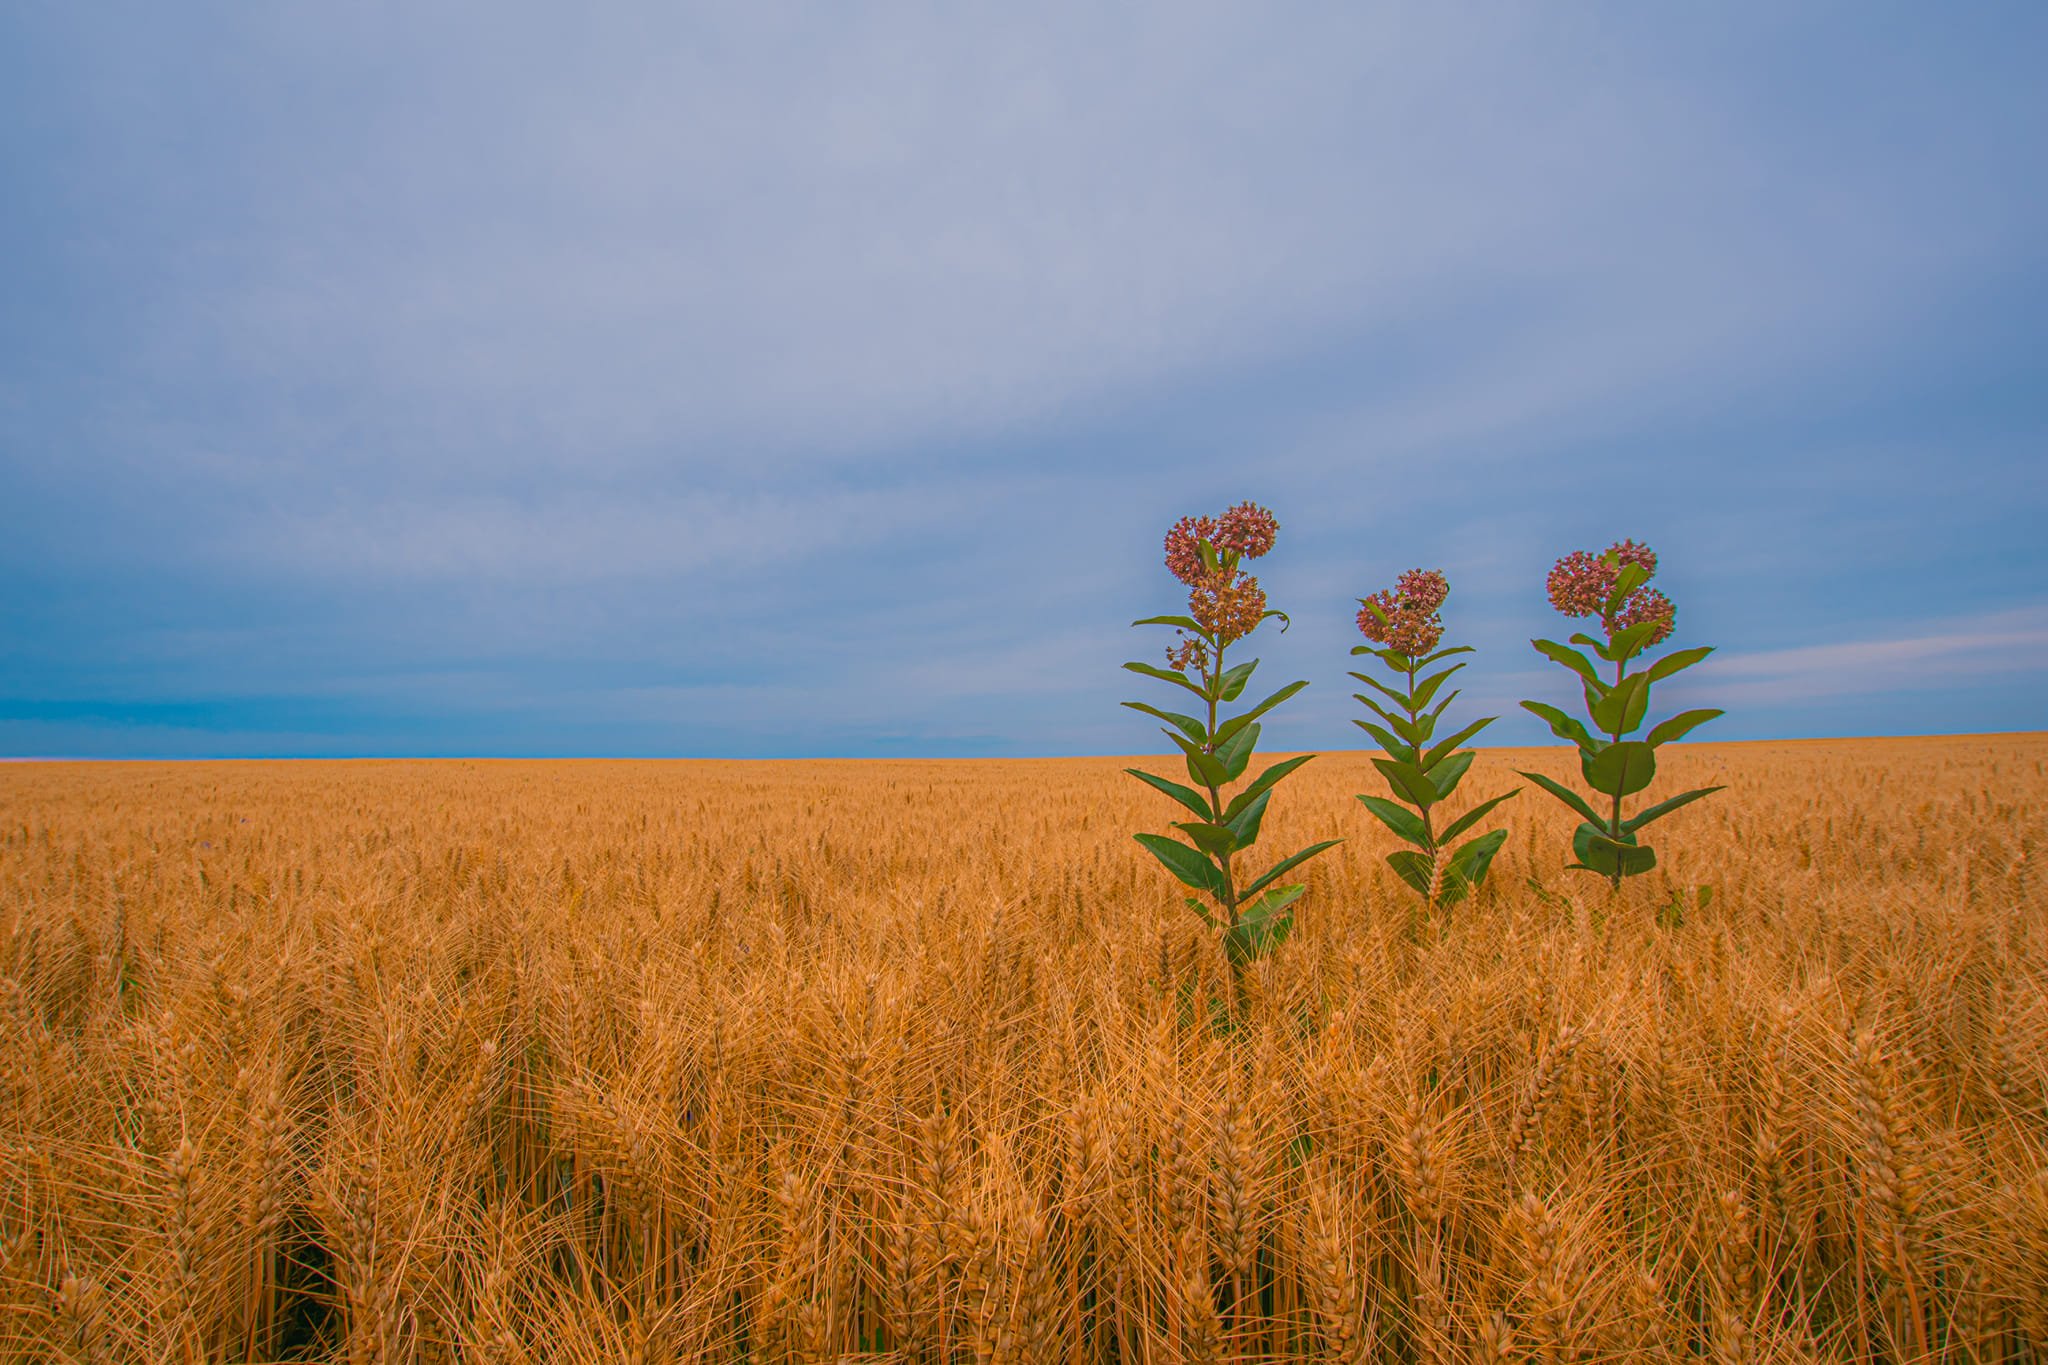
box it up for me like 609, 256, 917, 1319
1205, 636, 1245, 1018
1608, 650, 1626, 890
1407, 656, 1439, 900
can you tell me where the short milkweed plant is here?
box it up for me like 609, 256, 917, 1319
1350, 569, 1518, 913
1122, 503, 1341, 1016
1519, 540, 1723, 889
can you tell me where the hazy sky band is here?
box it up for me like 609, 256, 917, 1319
2, 4, 2043, 757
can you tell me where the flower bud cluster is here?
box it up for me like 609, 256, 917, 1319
1545, 539, 1676, 646
1162, 502, 1280, 649
1357, 567, 1450, 656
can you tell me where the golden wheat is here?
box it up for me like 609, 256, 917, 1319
0, 735, 2043, 1362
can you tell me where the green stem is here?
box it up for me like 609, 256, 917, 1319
1407, 656, 1439, 901
1607, 649, 1625, 890
1205, 635, 1245, 1017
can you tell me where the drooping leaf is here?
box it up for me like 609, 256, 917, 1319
1121, 700, 1207, 745
1435, 789, 1519, 845
1438, 827, 1510, 901
1241, 839, 1343, 899
1425, 748, 1475, 800
1373, 756, 1440, 809
1123, 660, 1208, 699
1416, 645, 1476, 667
1421, 716, 1494, 771
1216, 721, 1260, 781
1583, 741, 1657, 798
1571, 822, 1656, 878
1173, 820, 1240, 858
1225, 755, 1316, 821
1134, 833, 1224, 894
1224, 788, 1272, 847
1644, 709, 1723, 747
1183, 896, 1216, 928
1386, 849, 1435, 897
1352, 693, 1406, 729
1645, 646, 1713, 684
1410, 662, 1466, 712
1520, 701, 1597, 750
1216, 658, 1259, 704
1124, 768, 1215, 820
1215, 680, 1309, 745
1518, 770, 1604, 824
1623, 785, 1725, 834
1131, 614, 1210, 632
1356, 795, 1429, 847
1531, 639, 1601, 684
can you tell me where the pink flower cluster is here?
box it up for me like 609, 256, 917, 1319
1162, 502, 1279, 651
1546, 539, 1675, 646
1357, 567, 1450, 657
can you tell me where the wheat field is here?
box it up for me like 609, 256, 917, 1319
0, 736, 2043, 1363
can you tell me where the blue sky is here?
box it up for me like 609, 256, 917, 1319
3, 4, 2044, 759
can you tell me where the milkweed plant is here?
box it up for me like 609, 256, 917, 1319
1518, 540, 1724, 889
1122, 502, 1341, 1019
1350, 569, 1519, 914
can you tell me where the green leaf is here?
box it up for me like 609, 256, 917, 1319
1173, 820, 1240, 858
1373, 756, 1439, 809
1416, 645, 1475, 667
1185, 748, 1230, 791
1590, 674, 1649, 737
1570, 822, 1656, 879
1215, 680, 1309, 745
1386, 849, 1435, 897
1532, 639, 1601, 684
1216, 722, 1260, 782
1223, 885, 1302, 967
1602, 562, 1649, 615
1356, 794, 1429, 847
1351, 693, 1405, 728
1519, 701, 1597, 750
1121, 701, 1207, 745
1352, 718, 1412, 762
1389, 711, 1425, 746
1646, 646, 1713, 684
1435, 789, 1519, 845
1216, 658, 1259, 704
1123, 768, 1215, 821
1259, 608, 1291, 631
1569, 632, 1615, 663
1644, 708, 1723, 747
1225, 756, 1316, 821
1224, 789, 1272, 847
1131, 614, 1209, 632
1421, 716, 1494, 771
1609, 620, 1660, 661
1582, 741, 1656, 798
1134, 833, 1223, 894
1122, 660, 1208, 699
1183, 896, 1215, 928
1623, 785, 1725, 835
1517, 770, 1604, 825
1410, 662, 1466, 712
1438, 827, 1510, 902
1350, 672, 1411, 710
1241, 840, 1343, 899
1424, 749, 1475, 800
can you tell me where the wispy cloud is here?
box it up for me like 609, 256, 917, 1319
1698, 606, 2048, 707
